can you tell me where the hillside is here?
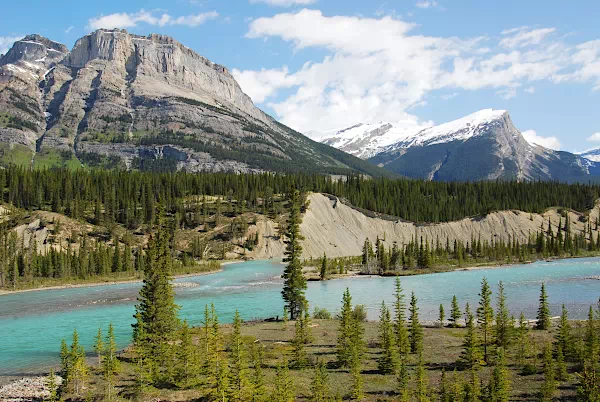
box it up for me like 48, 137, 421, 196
0, 31, 388, 177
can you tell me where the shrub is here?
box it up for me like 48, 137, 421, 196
352, 305, 367, 322
313, 307, 332, 320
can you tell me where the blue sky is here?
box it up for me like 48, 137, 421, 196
1, 0, 599, 152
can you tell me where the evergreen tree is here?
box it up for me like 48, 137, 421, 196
555, 344, 568, 382
176, 320, 199, 387
415, 352, 430, 402
487, 348, 510, 402
450, 295, 462, 328
229, 311, 250, 401
320, 253, 328, 280
393, 278, 409, 356
133, 209, 180, 383
439, 304, 445, 328
584, 305, 598, 357
281, 189, 307, 320
94, 327, 104, 364
251, 343, 266, 402
102, 323, 120, 400
397, 356, 410, 400
516, 313, 530, 367
310, 361, 330, 402
409, 292, 424, 354
337, 288, 354, 368
272, 363, 295, 402
494, 281, 512, 349
459, 304, 482, 370
438, 369, 451, 402
577, 360, 600, 402
292, 309, 309, 368
540, 343, 556, 401
555, 304, 572, 359
477, 277, 494, 364
535, 283, 551, 330
378, 302, 397, 374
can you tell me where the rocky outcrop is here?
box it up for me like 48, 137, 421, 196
249, 193, 600, 259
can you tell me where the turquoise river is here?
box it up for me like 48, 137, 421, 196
1, 257, 599, 377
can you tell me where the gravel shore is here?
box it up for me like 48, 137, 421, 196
0, 375, 62, 402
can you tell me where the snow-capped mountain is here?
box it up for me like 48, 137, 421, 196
578, 148, 600, 163
322, 109, 596, 181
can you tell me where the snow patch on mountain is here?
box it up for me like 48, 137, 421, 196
578, 148, 600, 163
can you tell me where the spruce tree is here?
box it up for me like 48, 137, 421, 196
438, 369, 451, 402
495, 281, 512, 349
397, 356, 410, 399
378, 302, 397, 374
585, 305, 598, 357
439, 304, 445, 328
459, 304, 482, 370
310, 361, 330, 402
393, 278, 409, 356
102, 323, 120, 400
409, 292, 424, 354
133, 208, 180, 383
540, 343, 556, 401
487, 348, 510, 402
555, 304, 572, 359
555, 344, 568, 382
94, 327, 104, 364
415, 352, 430, 402
516, 313, 530, 367
272, 363, 295, 402
251, 343, 266, 402
281, 189, 307, 320
450, 295, 461, 328
320, 253, 328, 280
292, 310, 309, 368
176, 320, 199, 387
535, 283, 551, 330
45, 369, 59, 402
337, 288, 354, 368
229, 311, 250, 401
477, 277, 494, 364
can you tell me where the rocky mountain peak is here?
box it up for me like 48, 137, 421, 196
0, 34, 67, 71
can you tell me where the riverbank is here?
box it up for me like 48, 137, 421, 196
0, 263, 236, 296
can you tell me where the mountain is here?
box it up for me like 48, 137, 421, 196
322, 109, 595, 181
0, 30, 388, 176
579, 148, 600, 162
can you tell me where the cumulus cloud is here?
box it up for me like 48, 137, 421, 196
88, 9, 218, 30
0, 35, 23, 56
522, 129, 561, 150
236, 9, 600, 134
587, 132, 600, 142
250, 0, 317, 6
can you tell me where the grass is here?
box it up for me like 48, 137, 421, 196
34, 149, 82, 170
0, 143, 32, 168
66, 318, 586, 401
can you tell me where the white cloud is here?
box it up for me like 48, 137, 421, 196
0, 35, 23, 56
522, 129, 561, 150
524, 86, 535, 94
232, 67, 296, 103
416, 1, 438, 9
88, 9, 218, 30
250, 0, 317, 6
500, 26, 556, 49
238, 9, 600, 133
587, 132, 600, 142
65, 26, 74, 34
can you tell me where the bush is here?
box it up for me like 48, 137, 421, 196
313, 307, 332, 320
521, 364, 538, 376
352, 305, 367, 322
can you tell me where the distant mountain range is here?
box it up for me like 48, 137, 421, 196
321, 109, 600, 181
0, 30, 388, 177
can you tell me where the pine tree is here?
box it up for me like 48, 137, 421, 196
214, 355, 230, 402
45, 369, 59, 402
439, 304, 445, 328
495, 281, 512, 349
292, 310, 309, 368
133, 209, 180, 383
176, 320, 199, 387
349, 309, 365, 401
393, 278, 409, 356
310, 361, 330, 402
415, 352, 430, 402
337, 288, 354, 368
438, 369, 451, 402
251, 343, 266, 402
540, 343, 556, 401
555, 344, 568, 382
516, 313, 530, 367
229, 311, 250, 401
409, 292, 424, 354
487, 348, 510, 402
94, 327, 105, 364
281, 189, 307, 320
535, 283, 551, 330
577, 360, 600, 402
555, 304, 572, 359
397, 356, 410, 399
378, 302, 397, 374
450, 295, 461, 328
477, 277, 494, 364
272, 363, 295, 402
68, 329, 87, 395
584, 305, 598, 357
459, 304, 482, 370
320, 253, 328, 280
102, 323, 120, 400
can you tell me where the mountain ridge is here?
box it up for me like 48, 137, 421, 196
0, 30, 390, 177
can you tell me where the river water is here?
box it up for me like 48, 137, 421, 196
1, 258, 599, 376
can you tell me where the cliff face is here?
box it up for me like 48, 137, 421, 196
0, 30, 385, 176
